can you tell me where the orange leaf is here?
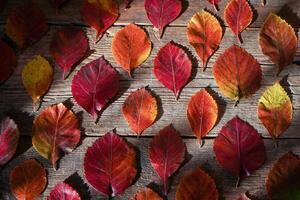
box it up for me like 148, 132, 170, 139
10, 159, 47, 200
187, 89, 218, 145
134, 188, 163, 200
187, 11, 223, 70
224, 0, 253, 43
259, 13, 297, 75
122, 87, 158, 135
213, 45, 262, 105
176, 166, 218, 200
112, 24, 152, 77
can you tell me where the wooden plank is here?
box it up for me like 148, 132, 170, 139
0, 26, 299, 138
1, 137, 299, 200
0, 0, 300, 28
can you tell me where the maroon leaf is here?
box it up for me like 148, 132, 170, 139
48, 182, 81, 200
0, 39, 17, 84
0, 117, 20, 168
144, 0, 182, 38
149, 124, 185, 195
72, 56, 120, 119
84, 132, 137, 197
50, 26, 89, 79
213, 116, 265, 186
153, 41, 192, 99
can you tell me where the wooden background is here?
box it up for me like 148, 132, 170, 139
0, 0, 300, 199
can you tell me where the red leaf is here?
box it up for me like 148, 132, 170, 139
81, 0, 119, 41
213, 116, 265, 186
176, 166, 219, 200
224, 0, 253, 43
122, 87, 158, 135
72, 56, 120, 119
207, 0, 221, 11
48, 182, 81, 200
0, 39, 17, 84
0, 117, 20, 168
84, 132, 137, 197
32, 103, 81, 170
149, 125, 186, 194
153, 41, 192, 99
144, 0, 182, 38
50, 26, 89, 79
187, 89, 218, 145
10, 159, 47, 200
5, 2, 48, 49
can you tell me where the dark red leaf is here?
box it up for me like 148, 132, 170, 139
213, 116, 265, 186
5, 2, 48, 49
0, 117, 20, 168
153, 41, 192, 99
50, 26, 89, 79
84, 132, 137, 197
0, 39, 17, 84
144, 0, 182, 38
72, 56, 120, 119
149, 125, 186, 194
48, 182, 81, 200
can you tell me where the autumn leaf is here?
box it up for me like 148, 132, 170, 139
213, 116, 265, 186
236, 193, 251, 200
72, 56, 120, 119
187, 89, 218, 145
122, 87, 158, 136
50, 26, 89, 79
47, 182, 81, 200
22, 55, 53, 111
144, 0, 182, 38
134, 188, 163, 200
32, 103, 81, 170
81, 0, 119, 41
187, 11, 223, 70
207, 0, 221, 11
153, 41, 192, 99
259, 13, 297, 75
176, 166, 218, 200
224, 0, 253, 43
0, 117, 20, 168
10, 159, 47, 200
5, 2, 48, 49
266, 152, 300, 200
84, 132, 137, 197
112, 23, 152, 77
149, 125, 186, 194
0, 39, 17, 84
257, 82, 292, 143
213, 45, 262, 105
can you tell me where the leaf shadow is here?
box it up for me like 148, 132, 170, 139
146, 86, 164, 124
65, 172, 91, 200
277, 4, 300, 31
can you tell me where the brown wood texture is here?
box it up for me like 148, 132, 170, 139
0, 0, 300, 199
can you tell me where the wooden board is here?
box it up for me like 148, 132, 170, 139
0, 0, 300, 199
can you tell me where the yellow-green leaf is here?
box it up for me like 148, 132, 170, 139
22, 55, 53, 109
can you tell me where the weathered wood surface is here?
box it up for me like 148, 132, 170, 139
1, 0, 300, 199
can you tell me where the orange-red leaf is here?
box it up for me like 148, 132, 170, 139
259, 13, 297, 75
213, 45, 262, 105
122, 88, 158, 135
176, 166, 218, 200
112, 24, 152, 76
153, 41, 192, 99
5, 2, 48, 49
84, 132, 137, 197
149, 125, 186, 194
187, 89, 218, 145
224, 0, 253, 43
134, 188, 163, 200
32, 103, 81, 170
10, 159, 47, 200
187, 11, 223, 70
0, 39, 17, 84
266, 152, 300, 200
